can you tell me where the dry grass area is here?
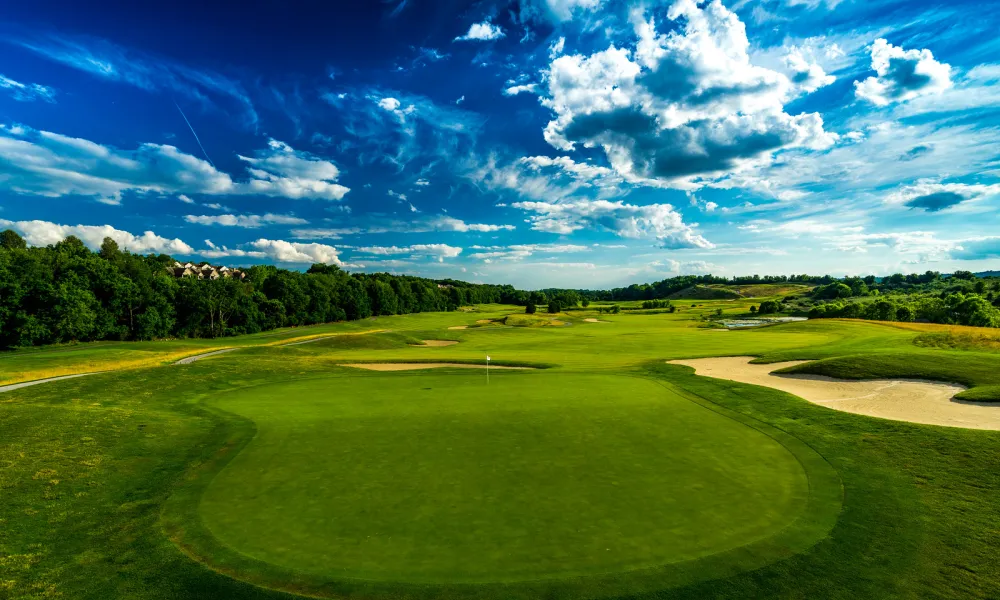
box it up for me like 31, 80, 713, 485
411, 340, 459, 347
264, 329, 387, 347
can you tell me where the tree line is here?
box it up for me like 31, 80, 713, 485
805, 271, 1000, 327
0, 230, 522, 348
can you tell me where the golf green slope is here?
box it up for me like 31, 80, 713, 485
188, 370, 840, 595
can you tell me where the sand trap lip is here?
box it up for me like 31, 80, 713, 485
447, 325, 468, 330
583, 318, 609, 323
669, 356, 998, 431
410, 340, 459, 347
175, 348, 238, 365
339, 363, 532, 371
0, 372, 99, 393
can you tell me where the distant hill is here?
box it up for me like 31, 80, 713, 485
976, 271, 1000, 278
668, 283, 814, 300
668, 285, 742, 300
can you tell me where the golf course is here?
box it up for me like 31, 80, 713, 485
2, 301, 999, 599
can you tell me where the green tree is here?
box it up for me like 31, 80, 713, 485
0, 229, 26, 250
525, 303, 536, 314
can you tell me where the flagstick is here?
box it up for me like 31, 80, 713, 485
486, 354, 490, 385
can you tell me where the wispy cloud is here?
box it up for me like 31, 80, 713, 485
0, 74, 56, 102
8, 33, 258, 127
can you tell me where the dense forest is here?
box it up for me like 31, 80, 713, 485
800, 271, 1000, 327
0, 230, 522, 348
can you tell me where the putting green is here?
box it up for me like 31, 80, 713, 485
194, 370, 836, 593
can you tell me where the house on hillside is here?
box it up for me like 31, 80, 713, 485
166, 263, 245, 280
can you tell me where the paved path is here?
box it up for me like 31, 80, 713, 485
174, 348, 238, 365
0, 373, 98, 393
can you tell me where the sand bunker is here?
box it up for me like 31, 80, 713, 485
340, 363, 531, 371
583, 318, 609, 323
669, 356, 999, 431
447, 325, 468, 330
411, 340, 459, 347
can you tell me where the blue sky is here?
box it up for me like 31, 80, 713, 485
1, 0, 999, 288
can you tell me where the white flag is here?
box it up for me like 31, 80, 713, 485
486, 355, 491, 361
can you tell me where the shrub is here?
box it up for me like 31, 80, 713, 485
525, 303, 536, 314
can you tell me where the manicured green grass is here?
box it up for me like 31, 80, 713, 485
2, 309, 1000, 599
194, 372, 820, 588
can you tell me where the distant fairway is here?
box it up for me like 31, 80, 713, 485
197, 371, 828, 589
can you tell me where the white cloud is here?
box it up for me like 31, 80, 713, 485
454, 21, 505, 42
415, 178, 430, 186
0, 218, 193, 254
503, 83, 538, 96
177, 194, 195, 204
0, 74, 56, 102
289, 227, 362, 240
468, 242, 589, 262
355, 244, 463, 262
512, 199, 713, 248
428, 216, 516, 232
854, 39, 952, 106
540, 0, 836, 190
0, 125, 349, 203
183, 213, 309, 228
784, 47, 834, 93
388, 189, 408, 201
203, 239, 342, 265
238, 139, 350, 201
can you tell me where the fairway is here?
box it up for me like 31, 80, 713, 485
199, 371, 818, 585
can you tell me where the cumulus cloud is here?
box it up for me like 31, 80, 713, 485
0, 124, 351, 203
454, 21, 505, 42
0, 74, 56, 102
783, 47, 834, 93
202, 239, 342, 264
885, 182, 1000, 212
540, 0, 836, 189
355, 244, 463, 261
238, 139, 350, 201
503, 83, 538, 96
854, 39, 952, 106
183, 213, 309, 228
0, 124, 234, 204
0, 218, 194, 254
512, 199, 713, 248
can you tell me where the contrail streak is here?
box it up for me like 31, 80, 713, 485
174, 102, 216, 168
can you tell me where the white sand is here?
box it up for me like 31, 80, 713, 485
339, 363, 531, 371
669, 356, 999, 431
411, 340, 459, 347
583, 318, 609, 323
447, 326, 468, 330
